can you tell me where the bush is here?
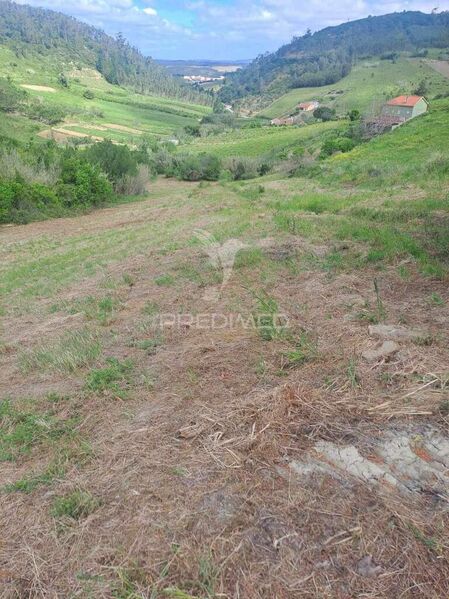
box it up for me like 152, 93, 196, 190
320, 137, 355, 158
115, 164, 151, 195
60, 155, 112, 207
84, 140, 137, 184
173, 153, 221, 181
313, 106, 336, 122
83, 89, 95, 100
24, 102, 67, 125
0, 179, 62, 223
225, 157, 269, 180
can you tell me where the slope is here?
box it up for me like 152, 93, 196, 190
219, 10, 449, 105
0, 0, 209, 105
1, 98, 449, 598
259, 56, 449, 118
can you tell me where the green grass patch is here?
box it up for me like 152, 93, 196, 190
85, 357, 134, 399
51, 490, 100, 520
0, 398, 76, 462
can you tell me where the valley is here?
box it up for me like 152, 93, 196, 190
1, 2, 449, 597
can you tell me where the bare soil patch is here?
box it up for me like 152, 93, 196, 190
20, 84, 56, 92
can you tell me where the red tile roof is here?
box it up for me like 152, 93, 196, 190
386, 95, 425, 107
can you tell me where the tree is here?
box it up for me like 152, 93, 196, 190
414, 79, 428, 96
313, 106, 336, 122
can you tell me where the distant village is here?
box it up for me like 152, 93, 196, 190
270, 95, 429, 132
183, 75, 225, 85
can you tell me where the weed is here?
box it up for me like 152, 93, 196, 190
155, 274, 175, 286
282, 331, 318, 368
51, 490, 100, 520
54, 295, 121, 325
3, 461, 65, 493
20, 328, 101, 374
122, 273, 135, 287
429, 292, 445, 306
0, 399, 74, 462
252, 290, 285, 341
85, 358, 133, 399
347, 358, 360, 388
134, 337, 163, 355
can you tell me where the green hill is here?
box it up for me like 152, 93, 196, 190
259, 56, 449, 118
219, 11, 449, 105
0, 0, 209, 105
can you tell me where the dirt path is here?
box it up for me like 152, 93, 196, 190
1, 180, 449, 597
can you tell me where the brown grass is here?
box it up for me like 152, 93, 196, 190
1, 180, 449, 598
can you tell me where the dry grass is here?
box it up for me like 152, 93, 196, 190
1, 180, 449, 598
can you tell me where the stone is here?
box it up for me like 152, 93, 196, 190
368, 324, 424, 342
362, 340, 399, 362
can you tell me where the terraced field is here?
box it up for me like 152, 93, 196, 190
0, 45, 210, 144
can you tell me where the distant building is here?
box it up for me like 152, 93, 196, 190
298, 101, 320, 112
270, 117, 297, 126
382, 95, 428, 122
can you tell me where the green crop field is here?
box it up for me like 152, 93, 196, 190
185, 120, 341, 158
260, 57, 449, 119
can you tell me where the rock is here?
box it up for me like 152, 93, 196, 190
368, 324, 424, 342
362, 340, 399, 363
356, 555, 382, 578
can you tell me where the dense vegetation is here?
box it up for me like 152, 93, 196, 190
219, 11, 449, 103
0, 0, 210, 104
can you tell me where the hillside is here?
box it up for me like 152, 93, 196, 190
259, 55, 449, 118
219, 10, 449, 105
0, 0, 209, 104
1, 90, 449, 596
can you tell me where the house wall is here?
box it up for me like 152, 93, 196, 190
383, 105, 413, 120
412, 98, 428, 118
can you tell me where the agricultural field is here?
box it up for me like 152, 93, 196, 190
260, 56, 449, 119
1, 91, 449, 597
0, 46, 210, 144
186, 120, 341, 158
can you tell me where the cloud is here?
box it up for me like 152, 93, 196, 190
14, 0, 449, 59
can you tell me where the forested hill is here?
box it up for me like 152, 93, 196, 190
0, 1, 210, 104
219, 10, 449, 103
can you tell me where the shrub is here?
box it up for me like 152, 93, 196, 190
225, 157, 268, 180
320, 137, 355, 158
60, 155, 112, 207
313, 106, 336, 122
115, 164, 151, 195
0, 179, 62, 224
84, 140, 137, 184
173, 153, 221, 181
83, 89, 95, 100
25, 102, 67, 125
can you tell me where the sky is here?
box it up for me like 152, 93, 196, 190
15, 0, 449, 60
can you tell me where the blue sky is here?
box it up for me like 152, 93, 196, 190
16, 0, 449, 60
